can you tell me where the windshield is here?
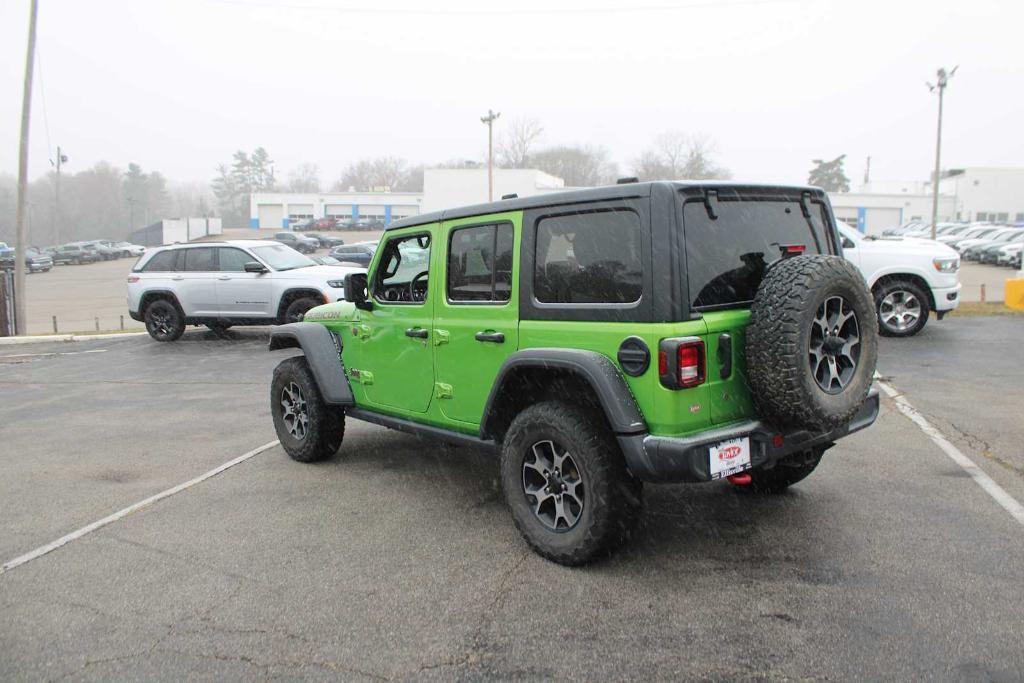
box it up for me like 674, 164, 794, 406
250, 244, 315, 271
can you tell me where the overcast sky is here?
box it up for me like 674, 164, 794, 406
1, 0, 1021, 189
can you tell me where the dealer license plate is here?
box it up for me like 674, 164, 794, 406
709, 436, 751, 479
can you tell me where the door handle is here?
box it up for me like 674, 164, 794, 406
218, 276, 231, 281
171, 276, 184, 281
405, 327, 429, 339
475, 331, 505, 343
717, 333, 732, 379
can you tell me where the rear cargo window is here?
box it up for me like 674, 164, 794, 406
684, 199, 829, 309
535, 209, 642, 304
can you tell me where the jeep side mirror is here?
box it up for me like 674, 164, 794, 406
244, 261, 268, 273
344, 272, 372, 310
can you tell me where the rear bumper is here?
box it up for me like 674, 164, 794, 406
618, 389, 880, 483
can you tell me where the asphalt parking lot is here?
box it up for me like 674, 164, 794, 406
1, 317, 1023, 680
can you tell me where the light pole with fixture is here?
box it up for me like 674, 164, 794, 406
481, 109, 500, 202
926, 65, 957, 241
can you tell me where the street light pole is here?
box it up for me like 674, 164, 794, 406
13, 0, 40, 336
53, 145, 67, 245
481, 109, 500, 202
927, 66, 957, 241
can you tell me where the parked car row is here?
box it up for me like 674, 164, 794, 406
0, 243, 53, 273
291, 217, 386, 231
882, 221, 1024, 269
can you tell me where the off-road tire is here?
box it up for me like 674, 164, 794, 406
742, 448, 824, 494
500, 401, 642, 566
271, 356, 345, 463
143, 299, 185, 342
283, 296, 320, 324
746, 254, 877, 430
874, 279, 930, 337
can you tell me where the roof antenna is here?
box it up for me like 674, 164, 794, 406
501, 193, 518, 200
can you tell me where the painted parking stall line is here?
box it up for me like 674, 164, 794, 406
875, 377, 1024, 527
0, 440, 281, 576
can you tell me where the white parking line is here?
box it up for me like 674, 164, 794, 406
0, 440, 281, 576
876, 378, 1024, 527
0, 349, 108, 359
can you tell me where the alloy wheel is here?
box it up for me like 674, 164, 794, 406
808, 295, 860, 394
280, 382, 309, 440
522, 440, 585, 531
879, 290, 922, 333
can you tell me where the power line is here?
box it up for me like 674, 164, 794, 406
205, 0, 798, 17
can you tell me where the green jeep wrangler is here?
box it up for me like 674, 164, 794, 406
269, 181, 879, 565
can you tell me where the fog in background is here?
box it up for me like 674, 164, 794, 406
1, 0, 1022, 190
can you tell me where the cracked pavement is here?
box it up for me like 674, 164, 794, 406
1, 321, 1023, 681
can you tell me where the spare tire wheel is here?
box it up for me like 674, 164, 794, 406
745, 254, 877, 431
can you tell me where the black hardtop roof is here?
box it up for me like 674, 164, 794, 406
387, 180, 826, 231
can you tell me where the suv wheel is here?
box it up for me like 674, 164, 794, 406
746, 255, 878, 430
875, 279, 929, 337
500, 401, 642, 566
283, 296, 320, 324
144, 299, 185, 342
742, 448, 824, 494
271, 357, 345, 463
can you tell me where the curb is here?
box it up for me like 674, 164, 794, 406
0, 331, 148, 345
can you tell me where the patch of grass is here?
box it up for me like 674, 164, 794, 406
947, 302, 1024, 317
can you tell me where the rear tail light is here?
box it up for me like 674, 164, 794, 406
658, 337, 706, 390
677, 341, 705, 388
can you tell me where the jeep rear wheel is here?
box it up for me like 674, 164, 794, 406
746, 255, 878, 430
144, 299, 185, 342
272, 356, 345, 463
500, 401, 641, 566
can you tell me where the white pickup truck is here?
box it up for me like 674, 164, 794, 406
837, 223, 961, 337
127, 240, 364, 341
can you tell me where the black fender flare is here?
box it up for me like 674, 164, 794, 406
480, 348, 647, 440
269, 322, 354, 405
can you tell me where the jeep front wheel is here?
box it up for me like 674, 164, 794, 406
271, 356, 345, 463
500, 401, 641, 566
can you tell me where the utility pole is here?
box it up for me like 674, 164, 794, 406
927, 66, 957, 241
52, 145, 67, 245
480, 109, 500, 201
13, 0, 40, 336
863, 155, 871, 187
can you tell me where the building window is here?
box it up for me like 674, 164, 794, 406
995, 213, 1009, 223
976, 212, 988, 222
1016, 213, 1024, 222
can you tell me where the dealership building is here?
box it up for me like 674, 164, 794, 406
249, 166, 1024, 236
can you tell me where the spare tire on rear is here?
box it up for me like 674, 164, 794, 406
745, 254, 877, 431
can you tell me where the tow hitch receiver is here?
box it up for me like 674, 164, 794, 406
727, 473, 752, 485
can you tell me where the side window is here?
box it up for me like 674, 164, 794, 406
142, 250, 179, 272
373, 233, 431, 304
447, 223, 514, 303
218, 247, 252, 272
183, 248, 216, 272
534, 209, 642, 304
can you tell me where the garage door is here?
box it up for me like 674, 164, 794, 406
288, 204, 314, 218
325, 204, 353, 218
865, 208, 902, 236
258, 204, 284, 229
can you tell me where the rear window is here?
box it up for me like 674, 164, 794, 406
684, 197, 831, 309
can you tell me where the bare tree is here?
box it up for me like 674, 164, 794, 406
287, 162, 321, 193
333, 156, 408, 192
529, 145, 618, 187
497, 117, 544, 168
633, 131, 731, 181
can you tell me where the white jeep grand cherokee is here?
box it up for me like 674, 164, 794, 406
127, 240, 364, 341
837, 223, 961, 337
